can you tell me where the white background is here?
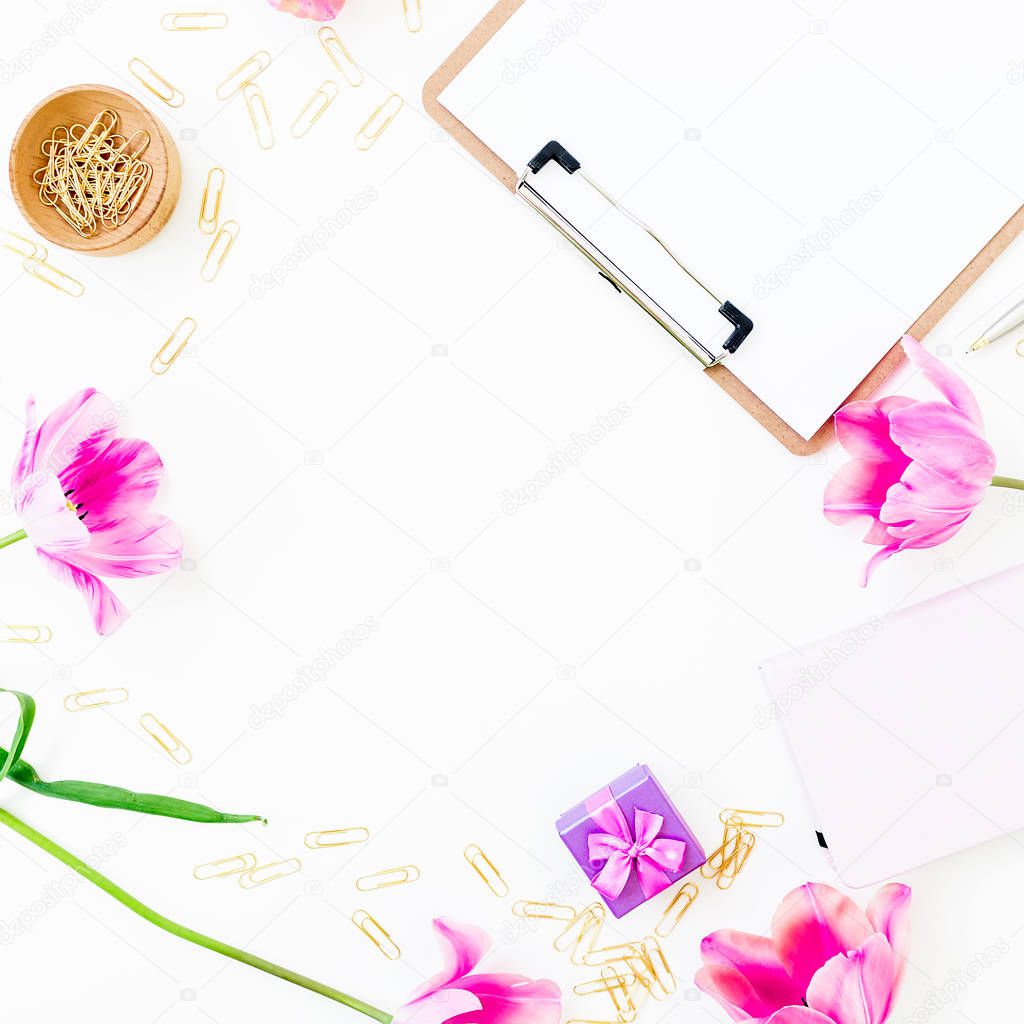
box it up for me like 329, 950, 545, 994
0, 1, 1023, 1022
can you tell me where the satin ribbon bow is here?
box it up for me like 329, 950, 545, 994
585, 786, 686, 901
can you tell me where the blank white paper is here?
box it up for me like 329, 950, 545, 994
439, 0, 1024, 439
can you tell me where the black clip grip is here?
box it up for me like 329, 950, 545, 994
719, 301, 753, 354
528, 141, 581, 176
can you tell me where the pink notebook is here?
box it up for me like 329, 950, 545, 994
760, 565, 1024, 886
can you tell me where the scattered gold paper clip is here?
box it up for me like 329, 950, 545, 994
291, 81, 339, 138
193, 853, 257, 880
161, 12, 229, 30
464, 843, 508, 897
63, 688, 129, 712
574, 973, 637, 997
1017, 338, 1024, 358
701, 833, 740, 878
2, 230, 47, 261
128, 57, 185, 108
355, 865, 420, 891
717, 831, 756, 890
1, 624, 52, 644
304, 826, 370, 849
318, 27, 363, 87
403, 0, 423, 33
719, 808, 784, 829
352, 909, 400, 960
152, 316, 196, 375
553, 903, 604, 964
511, 900, 576, 921
22, 258, 84, 297
582, 941, 644, 968
641, 936, 676, 996
199, 166, 224, 234
243, 84, 274, 150
239, 858, 302, 889
655, 881, 698, 938
201, 220, 239, 282
355, 93, 403, 151
216, 50, 271, 99
139, 712, 192, 765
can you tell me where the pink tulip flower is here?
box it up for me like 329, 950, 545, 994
824, 336, 998, 583
265, 0, 345, 20
4, 389, 182, 635
696, 882, 911, 1024
395, 919, 561, 1024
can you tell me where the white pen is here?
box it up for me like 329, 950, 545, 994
968, 295, 1024, 352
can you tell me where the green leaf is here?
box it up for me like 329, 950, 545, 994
0, 688, 263, 825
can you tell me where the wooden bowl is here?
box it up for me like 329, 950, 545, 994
9, 84, 181, 256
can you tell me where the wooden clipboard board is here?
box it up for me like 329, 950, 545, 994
423, 0, 1024, 455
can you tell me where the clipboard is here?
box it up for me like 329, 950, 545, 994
424, 0, 1024, 455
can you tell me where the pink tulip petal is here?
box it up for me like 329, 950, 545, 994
60, 438, 165, 533
395, 989, 482, 1024
765, 1009, 839, 1024
454, 975, 562, 1024
771, 884, 873, 993
17, 473, 89, 555
833, 397, 915, 464
10, 396, 37, 491
65, 514, 183, 579
867, 884, 911, 991
20, 389, 117, 482
38, 550, 128, 635
405, 919, 492, 1004
824, 459, 904, 526
806, 935, 896, 1024
701, 930, 804, 1013
901, 336, 983, 427
695, 964, 767, 1022
861, 543, 900, 586
265, 0, 345, 19
887, 402, 995, 491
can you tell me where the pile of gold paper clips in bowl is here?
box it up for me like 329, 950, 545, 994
33, 108, 153, 238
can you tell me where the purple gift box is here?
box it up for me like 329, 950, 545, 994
556, 764, 706, 918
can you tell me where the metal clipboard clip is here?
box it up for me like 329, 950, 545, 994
516, 141, 753, 368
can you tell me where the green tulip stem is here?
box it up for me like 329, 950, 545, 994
0, 807, 393, 1023
0, 529, 27, 550
992, 475, 1024, 491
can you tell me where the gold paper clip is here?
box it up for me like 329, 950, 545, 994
193, 853, 257, 880
352, 909, 400, 960
216, 50, 271, 99
717, 831, 756, 890
583, 942, 644, 968
553, 903, 604, 963
402, 0, 423, 33
701, 831, 742, 879
719, 808, 784, 829
128, 57, 185, 108
641, 936, 676, 996
304, 826, 369, 849
239, 858, 302, 889
318, 27, 363, 87
464, 843, 508, 897
355, 865, 420, 891
243, 84, 274, 150
574, 972, 637, 997
63, 688, 129, 712
199, 166, 224, 234
152, 316, 196, 375
655, 881, 698, 938
22, 258, 84, 298
604, 966, 638, 1021
355, 94, 403, 151
1, 624, 52, 643
201, 220, 239, 282
291, 81, 339, 138
162, 12, 229, 30
3, 230, 46, 261
139, 712, 192, 765
512, 900, 576, 921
